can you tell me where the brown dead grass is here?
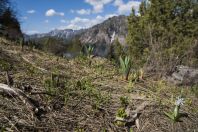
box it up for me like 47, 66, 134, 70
0, 38, 197, 131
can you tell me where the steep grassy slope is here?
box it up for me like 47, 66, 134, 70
0, 38, 197, 131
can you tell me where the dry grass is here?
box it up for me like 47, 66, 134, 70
0, 38, 197, 131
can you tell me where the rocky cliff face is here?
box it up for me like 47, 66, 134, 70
26, 15, 128, 57
79, 15, 128, 56
47, 29, 84, 39
79, 15, 128, 45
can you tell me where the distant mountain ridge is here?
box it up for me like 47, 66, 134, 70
26, 29, 83, 40
26, 15, 128, 57
26, 15, 128, 45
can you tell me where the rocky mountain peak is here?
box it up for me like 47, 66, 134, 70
26, 15, 128, 45
79, 15, 128, 45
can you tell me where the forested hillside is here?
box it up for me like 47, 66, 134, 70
127, 0, 198, 75
0, 0, 22, 39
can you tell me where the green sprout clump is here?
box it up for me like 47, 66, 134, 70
115, 107, 128, 126
116, 107, 127, 118
86, 45, 94, 58
119, 56, 131, 80
85, 45, 94, 66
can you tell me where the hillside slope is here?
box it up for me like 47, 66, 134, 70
0, 38, 197, 131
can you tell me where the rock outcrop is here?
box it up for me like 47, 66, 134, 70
168, 65, 198, 85
79, 15, 128, 45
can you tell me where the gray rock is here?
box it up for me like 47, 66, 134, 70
168, 65, 198, 85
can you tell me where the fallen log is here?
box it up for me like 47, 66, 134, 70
0, 83, 18, 96
0, 83, 45, 118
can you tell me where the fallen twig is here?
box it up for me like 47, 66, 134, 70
0, 83, 45, 118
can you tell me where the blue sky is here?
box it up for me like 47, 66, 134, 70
11, 0, 141, 34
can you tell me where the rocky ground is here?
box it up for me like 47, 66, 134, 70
0, 38, 198, 132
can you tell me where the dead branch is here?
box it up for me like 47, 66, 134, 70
0, 83, 44, 117
5, 71, 13, 86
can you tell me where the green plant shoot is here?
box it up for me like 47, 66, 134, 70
119, 56, 131, 80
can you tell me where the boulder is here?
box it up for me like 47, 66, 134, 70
168, 65, 198, 85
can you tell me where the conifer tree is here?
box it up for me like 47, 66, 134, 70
0, 0, 22, 39
127, 0, 198, 73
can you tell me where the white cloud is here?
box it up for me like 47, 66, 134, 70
27, 10, 36, 14
93, 4, 103, 13
114, 0, 141, 14
85, 0, 113, 13
45, 9, 64, 17
26, 30, 39, 35
70, 17, 89, 24
71, 0, 113, 15
58, 24, 83, 30
58, 14, 117, 30
76, 9, 91, 15
46, 9, 56, 16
